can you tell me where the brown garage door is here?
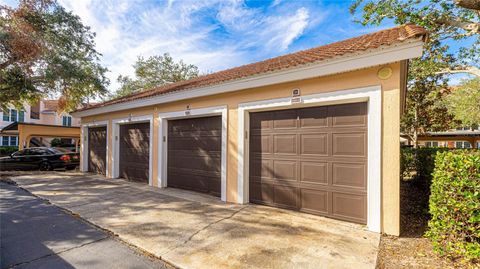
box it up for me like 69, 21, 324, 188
88, 126, 107, 175
167, 116, 221, 197
119, 122, 150, 183
249, 102, 368, 224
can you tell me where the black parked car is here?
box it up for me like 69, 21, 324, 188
0, 147, 79, 171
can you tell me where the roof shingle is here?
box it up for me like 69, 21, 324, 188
79, 24, 426, 112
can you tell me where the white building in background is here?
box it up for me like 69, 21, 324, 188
0, 100, 80, 147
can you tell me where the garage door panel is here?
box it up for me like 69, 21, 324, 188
273, 110, 297, 129
301, 189, 329, 214
273, 134, 297, 154
250, 113, 273, 130
170, 136, 221, 151
332, 132, 367, 157
249, 181, 274, 204
332, 192, 367, 223
169, 153, 221, 170
272, 160, 296, 181
119, 122, 150, 183
250, 158, 272, 179
332, 162, 367, 189
300, 161, 328, 184
168, 116, 221, 197
250, 135, 272, 154
249, 102, 368, 224
300, 133, 328, 155
330, 103, 367, 127
299, 107, 328, 128
273, 185, 298, 208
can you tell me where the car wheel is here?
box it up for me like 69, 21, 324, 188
65, 166, 76, 171
39, 162, 52, 171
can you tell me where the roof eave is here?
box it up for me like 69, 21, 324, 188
72, 38, 424, 118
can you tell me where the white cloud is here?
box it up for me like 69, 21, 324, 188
46, 0, 317, 91
263, 7, 310, 50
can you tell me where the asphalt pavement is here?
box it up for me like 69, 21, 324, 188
0, 181, 172, 269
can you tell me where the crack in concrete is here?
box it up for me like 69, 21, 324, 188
162, 205, 249, 256
7, 237, 109, 268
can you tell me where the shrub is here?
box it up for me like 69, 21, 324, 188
0, 146, 19, 157
426, 150, 480, 263
50, 138, 62, 147
401, 147, 448, 185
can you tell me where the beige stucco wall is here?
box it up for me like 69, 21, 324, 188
80, 64, 403, 235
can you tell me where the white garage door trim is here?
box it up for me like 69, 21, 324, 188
237, 85, 382, 232
80, 120, 109, 176
112, 115, 154, 186
158, 105, 228, 202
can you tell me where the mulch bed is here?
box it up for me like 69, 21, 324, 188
376, 180, 472, 269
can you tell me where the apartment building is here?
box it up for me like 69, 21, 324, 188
417, 127, 480, 149
0, 100, 80, 147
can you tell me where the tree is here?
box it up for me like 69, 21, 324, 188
350, 0, 479, 145
112, 53, 199, 99
0, 0, 109, 112
445, 78, 480, 129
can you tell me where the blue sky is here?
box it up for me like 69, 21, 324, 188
2, 0, 473, 91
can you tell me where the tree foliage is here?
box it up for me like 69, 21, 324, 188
0, 0, 109, 111
112, 53, 199, 99
350, 0, 479, 144
445, 78, 480, 129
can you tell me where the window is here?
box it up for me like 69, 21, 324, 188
1, 136, 19, 146
30, 102, 40, 119
425, 141, 439, 147
10, 109, 17, 122
2, 110, 9, 121
9, 136, 17, 146
18, 110, 25, 122
455, 141, 472, 149
2, 136, 8, 146
29, 148, 49, 155
62, 116, 72, 127
2, 108, 25, 122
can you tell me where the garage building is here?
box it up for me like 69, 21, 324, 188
72, 24, 427, 235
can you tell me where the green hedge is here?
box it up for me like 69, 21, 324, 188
426, 150, 480, 263
401, 148, 448, 185
0, 146, 18, 157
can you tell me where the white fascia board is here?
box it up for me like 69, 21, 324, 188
72, 39, 424, 118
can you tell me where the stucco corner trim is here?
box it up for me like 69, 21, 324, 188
111, 115, 154, 186
157, 105, 228, 202
80, 120, 109, 176
237, 85, 382, 233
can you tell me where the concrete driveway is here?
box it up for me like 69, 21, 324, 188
0, 181, 170, 269
7, 172, 380, 269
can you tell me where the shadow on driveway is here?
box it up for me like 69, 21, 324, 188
0, 181, 171, 269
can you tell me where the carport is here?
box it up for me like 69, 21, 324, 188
0, 122, 80, 150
